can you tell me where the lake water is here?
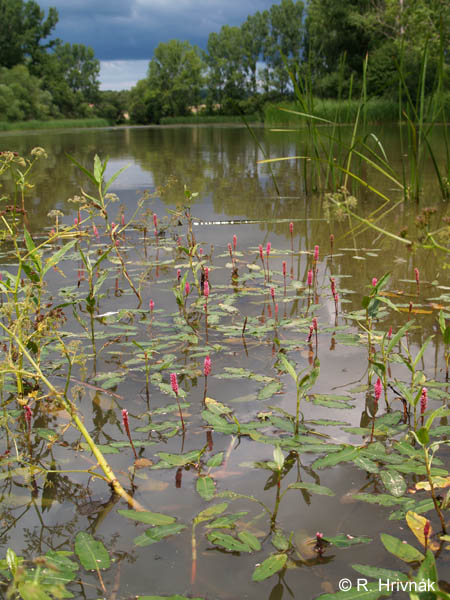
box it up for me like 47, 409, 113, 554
0, 124, 448, 600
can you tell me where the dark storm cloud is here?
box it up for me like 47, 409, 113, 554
38, 0, 276, 60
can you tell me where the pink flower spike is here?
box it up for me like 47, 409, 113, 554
204, 266, 209, 281
424, 520, 431, 539
314, 245, 319, 261
204, 281, 210, 297
121, 408, 129, 426
121, 213, 125, 226
24, 405, 32, 430
307, 270, 313, 287
177, 269, 181, 282
316, 532, 324, 539
307, 324, 314, 342
420, 388, 428, 415
282, 261, 286, 276
185, 281, 190, 296
414, 267, 420, 284
199, 247, 203, 256
387, 326, 392, 339
330, 277, 336, 295
153, 214, 158, 230
372, 277, 378, 287
270, 287, 275, 300
289, 222, 294, 234
233, 234, 237, 251
93, 224, 99, 239
374, 378, 382, 402
74, 217, 78, 226
312, 317, 318, 331
204, 355, 211, 377
149, 299, 154, 312
170, 373, 179, 395
259, 244, 264, 261
266, 242, 271, 256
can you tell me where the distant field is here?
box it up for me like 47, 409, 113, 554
160, 114, 261, 125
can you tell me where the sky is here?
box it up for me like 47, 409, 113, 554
37, 0, 277, 90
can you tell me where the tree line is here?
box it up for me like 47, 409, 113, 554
129, 0, 449, 124
1, 0, 448, 125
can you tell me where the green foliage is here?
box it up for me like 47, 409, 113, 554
129, 40, 203, 124
0, 64, 54, 121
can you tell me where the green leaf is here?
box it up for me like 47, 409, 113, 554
66, 153, 98, 186
42, 240, 77, 276
156, 450, 200, 467
353, 456, 379, 473
412, 336, 433, 369
138, 595, 204, 600
380, 533, 424, 563
380, 471, 406, 497
17, 582, 52, 600
196, 476, 215, 500
134, 523, 186, 546
74, 532, 110, 570
24, 227, 41, 271
273, 446, 284, 470
238, 531, 261, 551
287, 482, 335, 496
41, 550, 78, 586
258, 381, 283, 400
415, 427, 430, 446
194, 502, 228, 525
93, 154, 104, 184
278, 354, 297, 382
351, 564, 409, 582
425, 406, 450, 431
272, 530, 289, 551
205, 512, 249, 529
207, 531, 252, 553
104, 163, 131, 193
117, 509, 176, 525
325, 534, 372, 548
312, 447, 358, 469
252, 553, 287, 581
206, 452, 224, 467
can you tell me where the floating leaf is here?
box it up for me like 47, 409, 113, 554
351, 564, 409, 582
258, 381, 283, 400
405, 511, 439, 551
238, 531, 261, 551
207, 531, 252, 553
415, 476, 450, 490
205, 511, 249, 529
196, 476, 215, 500
380, 471, 406, 497
380, 533, 424, 562
75, 532, 110, 570
287, 482, 335, 496
134, 523, 186, 547
325, 534, 372, 548
312, 447, 358, 469
117, 510, 176, 525
194, 503, 228, 525
272, 530, 289, 551
252, 553, 287, 581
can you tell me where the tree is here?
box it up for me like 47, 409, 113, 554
0, 0, 58, 69
145, 40, 204, 121
206, 26, 247, 111
241, 12, 269, 96
0, 64, 54, 120
265, 0, 305, 94
304, 0, 372, 94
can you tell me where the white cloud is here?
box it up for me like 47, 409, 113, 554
99, 60, 149, 90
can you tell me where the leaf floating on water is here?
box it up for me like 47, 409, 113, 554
380, 533, 424, 562
324, 534, 372, 548
75, 532, 110, 571
117, 510, 176, 525
380, 470, 406, 497
252, 553, 287, 581
196, 476, 216, 500
134, 523, 186, 547
257, 381, 283, 400
405, 511, 439, 551
287, 482, 335, 496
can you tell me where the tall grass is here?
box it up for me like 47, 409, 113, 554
0, 118, 111, 132
264, 98, 399, 127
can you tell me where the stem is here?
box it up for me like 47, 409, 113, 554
424, 446, 446, 533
